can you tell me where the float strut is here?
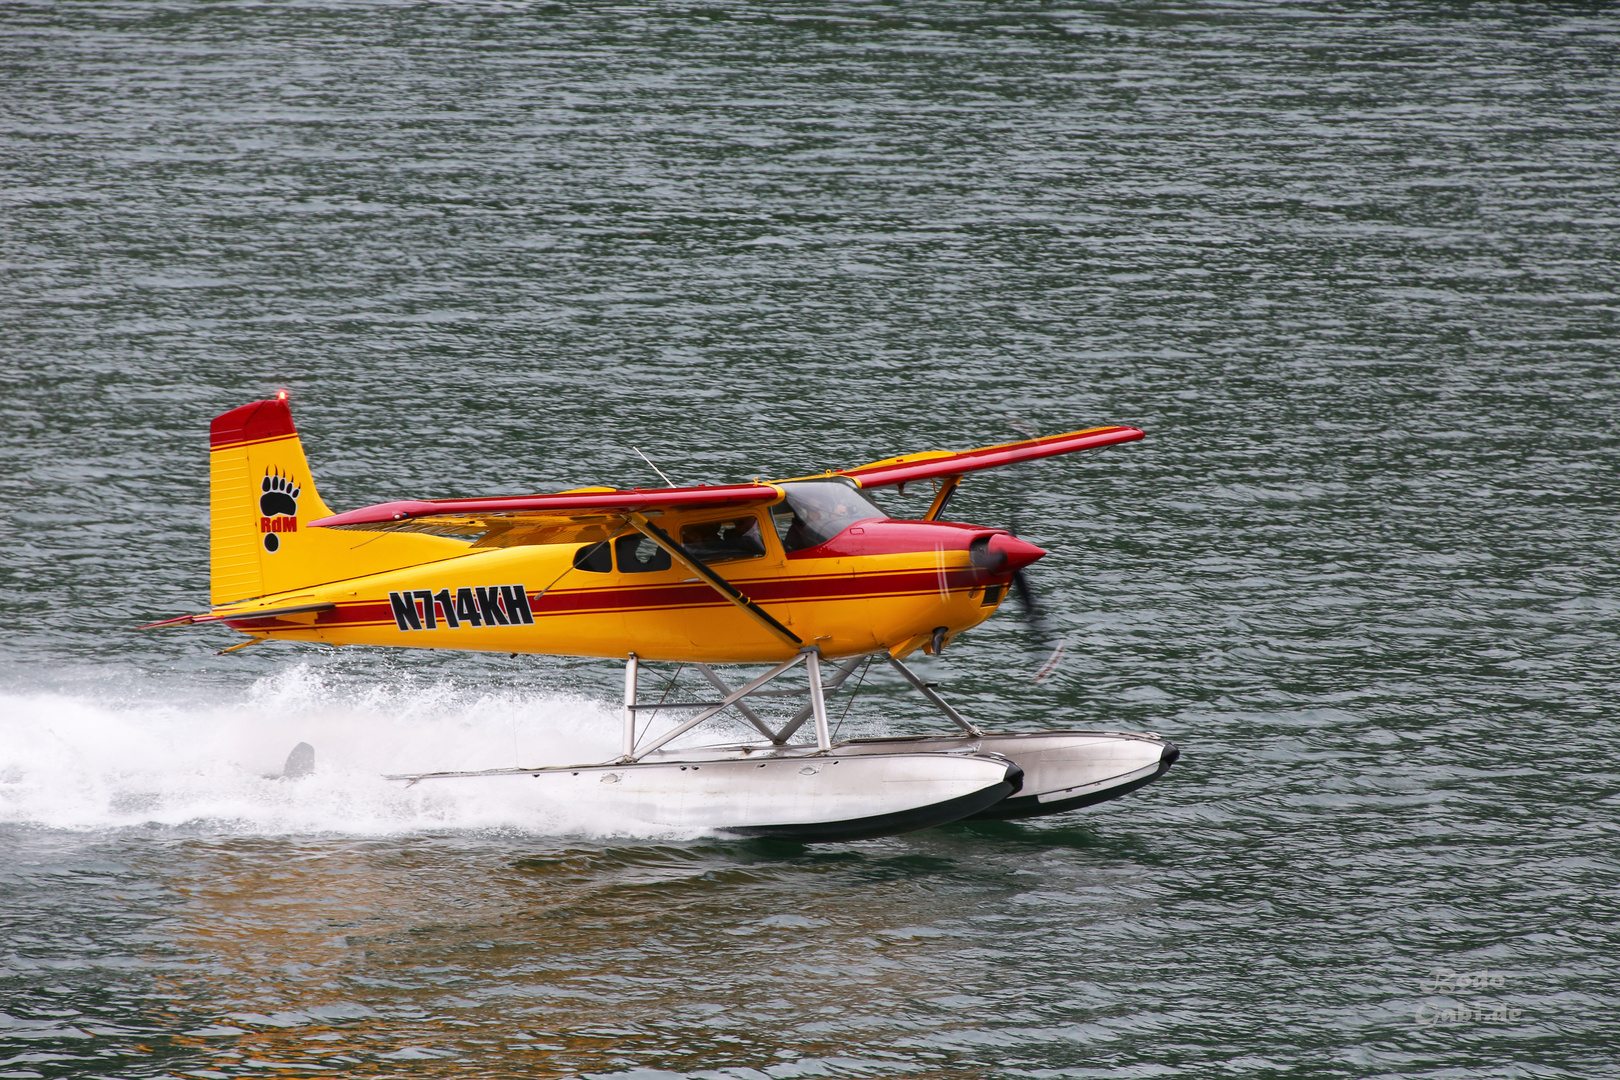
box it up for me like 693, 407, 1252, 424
628, 654, 806, 762
695, 665, 780, 743
805, 648, 832, 751
885, 655, 985, 737
623, 653, 639, 758
771, 654, 868, 744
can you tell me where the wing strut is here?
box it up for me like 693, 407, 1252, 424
625, 512, 802, 648
923, 476, 961, 522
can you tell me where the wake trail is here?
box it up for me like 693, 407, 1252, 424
0, 666, 697, 839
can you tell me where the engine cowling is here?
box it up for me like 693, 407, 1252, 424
969, 532, 1046, 575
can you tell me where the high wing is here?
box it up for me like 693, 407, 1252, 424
307, 425, 1143, 545
830, 425, 1144, 490
308, 484, 780, 546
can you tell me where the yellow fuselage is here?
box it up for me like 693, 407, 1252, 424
216, 510, 1024, 663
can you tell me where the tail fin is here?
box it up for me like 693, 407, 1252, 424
209, 398, 466, 605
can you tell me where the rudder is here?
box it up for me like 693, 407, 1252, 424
209, 398, 466, 605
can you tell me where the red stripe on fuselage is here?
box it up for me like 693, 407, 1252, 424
222, 566, 996, 632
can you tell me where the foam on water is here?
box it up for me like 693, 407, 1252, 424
0, 666, 696, 838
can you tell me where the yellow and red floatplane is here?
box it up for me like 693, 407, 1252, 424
146, 396, 1178, 841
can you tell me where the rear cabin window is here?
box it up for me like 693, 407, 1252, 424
770, 481, 886, 553
573, 542, 612, 573
615, 533, 673, 574
680, 517, 766, 564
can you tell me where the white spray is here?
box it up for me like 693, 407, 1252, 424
0, 665, 702, 839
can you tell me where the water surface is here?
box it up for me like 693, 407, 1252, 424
2, 2, 1617, 1077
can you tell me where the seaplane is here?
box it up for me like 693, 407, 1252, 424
144, 395, 1179, 841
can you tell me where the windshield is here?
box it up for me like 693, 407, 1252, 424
770, 480, 886, 553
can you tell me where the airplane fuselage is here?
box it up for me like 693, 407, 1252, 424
213, 512, 1041, 663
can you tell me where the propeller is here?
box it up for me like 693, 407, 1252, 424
1007, 512, 1067, 682
954, 415, 1065, 680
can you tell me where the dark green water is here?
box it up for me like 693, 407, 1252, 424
2, 3, 1617, 1077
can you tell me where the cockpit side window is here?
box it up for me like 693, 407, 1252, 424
615, 533, 673, 574
770, 480, 885, 553
680, 516, 766, 564
573, 542, 613, 573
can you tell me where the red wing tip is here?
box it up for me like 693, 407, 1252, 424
839, 425, 1146, 487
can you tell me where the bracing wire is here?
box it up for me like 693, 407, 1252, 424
629, 663, 684, 756
830, 657, 874, 742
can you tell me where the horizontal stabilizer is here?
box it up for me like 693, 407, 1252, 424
140, 601, 336, 630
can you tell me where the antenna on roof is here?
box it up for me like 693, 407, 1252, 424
632, 446, 676, 489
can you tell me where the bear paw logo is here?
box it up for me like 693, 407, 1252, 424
259, 469, 301, 553
261, 471, 300, 517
